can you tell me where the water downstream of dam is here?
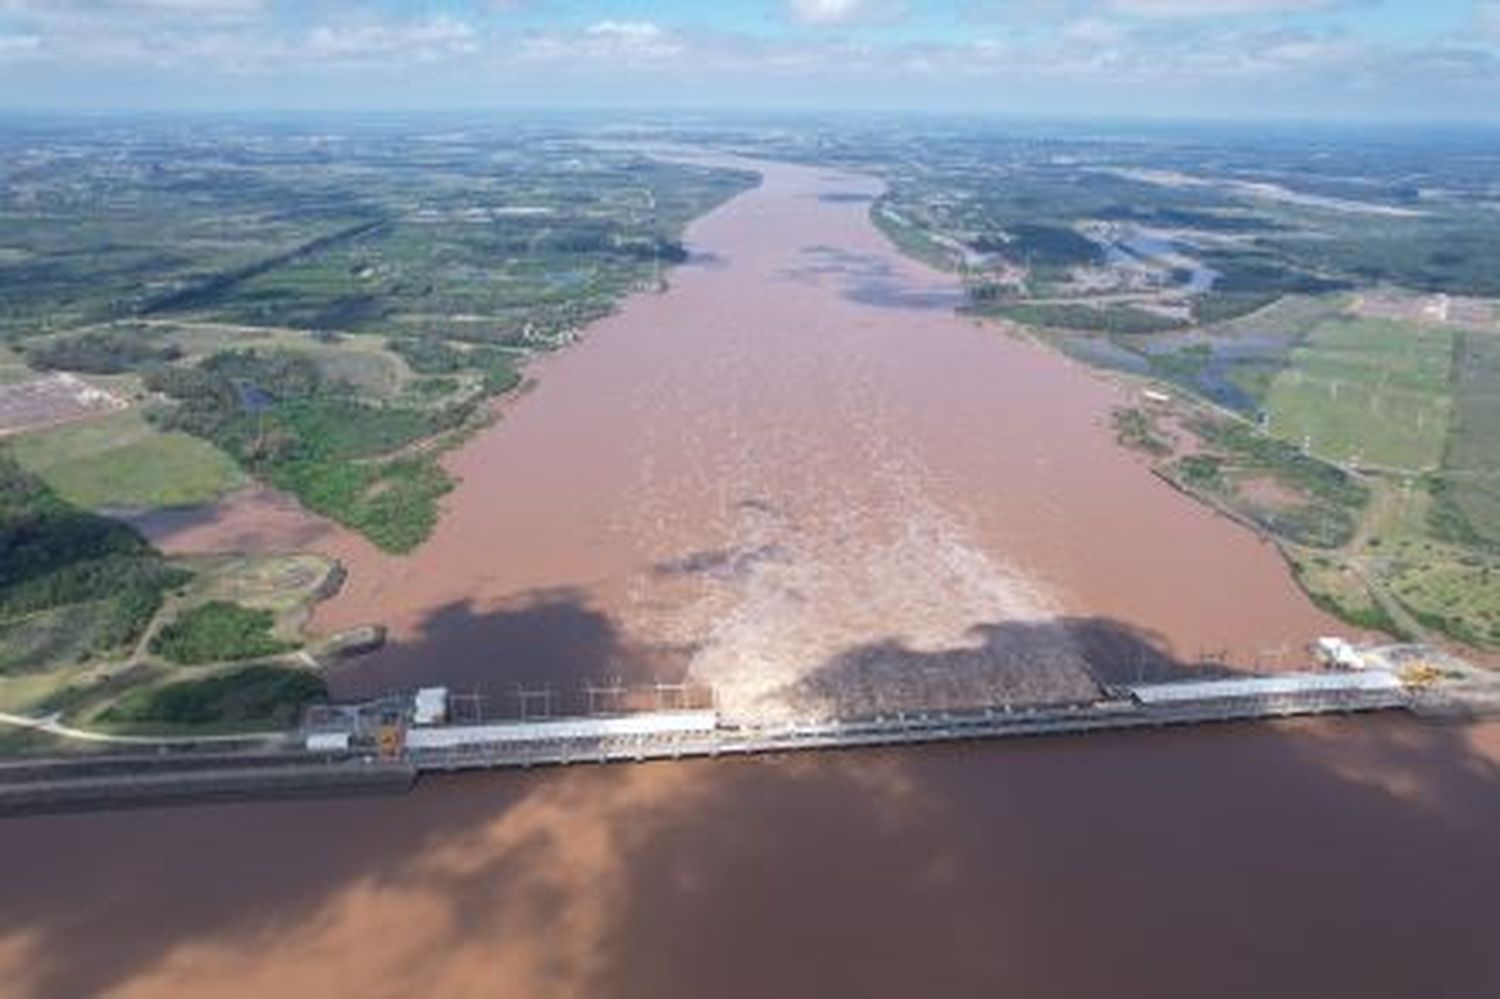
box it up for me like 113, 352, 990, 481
4, 155, 1495, 998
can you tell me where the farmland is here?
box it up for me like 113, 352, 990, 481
0, 118, 757, 553
775, 120, 1500, 652
1440, 330, 1500, 549
8, 409, 245, 510
1262, 318, 1454, 471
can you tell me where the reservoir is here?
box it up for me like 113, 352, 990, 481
17, 154, 1490, 998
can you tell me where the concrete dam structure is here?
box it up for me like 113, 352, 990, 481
0, 668, 1412, 816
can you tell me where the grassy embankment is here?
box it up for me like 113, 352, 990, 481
0, 456, 334, 734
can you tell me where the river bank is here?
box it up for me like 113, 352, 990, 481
141, 152, 1347, 725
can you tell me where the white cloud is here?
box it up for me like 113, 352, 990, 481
1476, 2, 1500, 40
0, 32, 41, 55
521, 20, 684, 62
790, 0, 864, 24
0, 0, 1495, 116
1105, 0, 1336, 16
110, 0, 268, 11
586, 21, 667, 43
304, 17, 478, 65
1061, 17, 1127, 44
0, 0, 269, 18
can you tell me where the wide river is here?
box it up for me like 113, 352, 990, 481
2, 156, 1495, 998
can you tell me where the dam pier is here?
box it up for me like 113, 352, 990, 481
0, 661, 1422, 816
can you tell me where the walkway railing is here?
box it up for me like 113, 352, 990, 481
404, 688, 1410, 773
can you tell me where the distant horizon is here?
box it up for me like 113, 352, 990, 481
4, 105, 1500, 132
2, 1, 1498, 122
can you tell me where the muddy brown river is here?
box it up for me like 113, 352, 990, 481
5, 156, 1494, 998
139, 156, 1346, 717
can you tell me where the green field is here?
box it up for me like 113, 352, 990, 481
1263, 318, 1453, 471
1358, 482, 1500, 649
1439, 331, 1500, 547
8, 410, 245, 510
1210, 293, 1348, 338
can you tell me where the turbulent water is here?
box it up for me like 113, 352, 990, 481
17, 153, 1486, 999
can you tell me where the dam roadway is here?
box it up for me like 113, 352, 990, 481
402, 673, 1411, 772
0, 671, 1413, 815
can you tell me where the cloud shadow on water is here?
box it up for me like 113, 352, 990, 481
327, 588, 694, 714
788, 615, 1201, 719
783, 244, 967, 312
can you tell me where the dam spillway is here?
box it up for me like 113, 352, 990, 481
0, 669, 1411, 817
397, 670, 1410, 773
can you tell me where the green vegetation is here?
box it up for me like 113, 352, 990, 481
1, 531, 342, 727
1176, 454, 1227, 493
1196, 246, 1350, 298
1, 382, 349, 727
387, 335, 467, 374
1435, 331, 1500, 548
1135, 395, 1500, 648
24, 326, 181, 374
0, 725, 80, 757
0, 454, 191, 674
973, 301, 1188, 334
1177, 415, 1370, 548
146, 349, 464, 552
1099, 205, 1284, 233
274, 455, 451, 553
1289, 555, 1404, 636
8, 410, 245, 510
1263, 318, 1453, 471
871, 202, 961, 271
150, 600, 297, 665
1261, 223, 1500, 298
1356, 482, 1500, 648
1111, 407, 1172, 456
1190, 291, 1282, 325
98, 664, 326, 729
0, 123, 755, 563
1146, 343, 1213, 381
971, 223, 1102, 269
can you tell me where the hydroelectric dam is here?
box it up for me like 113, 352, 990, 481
0, 665, 1420, 817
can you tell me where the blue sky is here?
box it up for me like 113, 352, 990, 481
1, 1, 1497, 119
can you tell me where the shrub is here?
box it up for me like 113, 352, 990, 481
150, 600, 296, 665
